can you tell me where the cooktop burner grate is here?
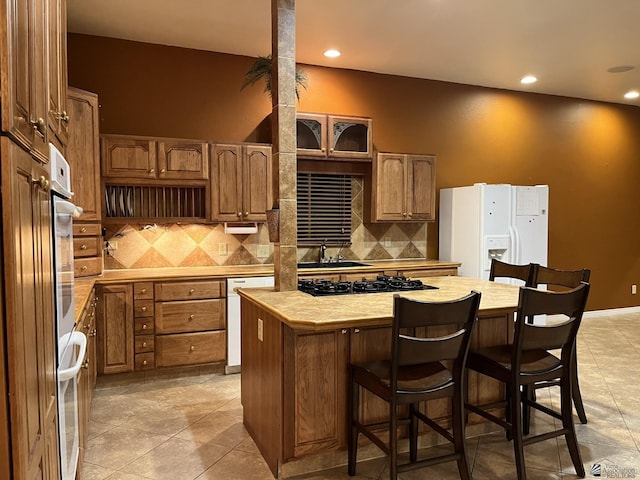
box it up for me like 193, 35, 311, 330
298, 275, 438, 296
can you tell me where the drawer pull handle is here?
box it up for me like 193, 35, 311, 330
80, 227, 87, 233
82, 360, 89, 369
341, 329, 347, 334
142, 360, 148, 366
140, 288, 147, 294
189, 314, 195, 320
189, 288, 195, 294
80, 265, 87, 271
190, 345, 196, 351
142, 342, 147, 348
80, 244, 87, 250
354, 328, 360, 334
141, 306, 147, 312
142, 324, 148, 329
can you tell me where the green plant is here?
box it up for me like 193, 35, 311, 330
241, 55, 308, 101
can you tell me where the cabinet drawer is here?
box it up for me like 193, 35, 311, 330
156, 331, 225, 367
155, 280, 224, 301
134, 300, 154, 318
73, 223, 102, 236
135, 353, 155, 370
74, 257, 102, 277
398, 268, 458, 278
135, 335, 154, 353
155, 299, 225, 334
135, 318, 154, 334
134, 282, 154, 300
73, 237, 100, 257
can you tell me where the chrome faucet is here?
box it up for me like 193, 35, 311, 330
319, 240, 327, 263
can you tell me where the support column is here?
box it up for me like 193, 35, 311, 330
271, 0, 297, 291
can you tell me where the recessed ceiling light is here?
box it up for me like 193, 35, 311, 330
624, 90, 639, 100
520, 75, 538, 85
323, 49, 341, 58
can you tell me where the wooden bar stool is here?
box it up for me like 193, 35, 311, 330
348, 291, 481, 480
465, 283, 590, 480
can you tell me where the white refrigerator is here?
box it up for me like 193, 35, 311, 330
439, 183, 548, 282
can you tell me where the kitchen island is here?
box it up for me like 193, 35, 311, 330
238, 276, 520, 477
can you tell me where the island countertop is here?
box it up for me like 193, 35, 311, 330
237, 275, 521, 331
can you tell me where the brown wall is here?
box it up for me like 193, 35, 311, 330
68, 33, 640, 311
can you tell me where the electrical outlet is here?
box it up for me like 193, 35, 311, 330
257, 318, 264, 342
257, 244, 269, 258
384, 237, 391, 248
632, 284, 637, 295
218, 243, 228, 256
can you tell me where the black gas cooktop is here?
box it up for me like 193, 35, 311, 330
298, 275, 438, 297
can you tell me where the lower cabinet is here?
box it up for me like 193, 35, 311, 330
283, 325, 391, 458
77, 289, 97, 478
97, 280, 226, 375
97, 284, 134, 374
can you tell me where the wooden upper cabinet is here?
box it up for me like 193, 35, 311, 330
101, 135, 157, 178
211, 143, 271, 222
46, 0, 69, 146
243, 145, 272, 221
67, 88, 101, 221
2, 0, 49, 162
296, 113, 327, 158
157, 140, 209, 180
296, 112, 372, 160
372, 152, 436, 222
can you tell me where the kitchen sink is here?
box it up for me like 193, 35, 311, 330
297, 261, 371, 269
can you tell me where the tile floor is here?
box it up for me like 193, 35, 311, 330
80, 312, 640, 480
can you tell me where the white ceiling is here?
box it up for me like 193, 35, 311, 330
67, 0, 640, 106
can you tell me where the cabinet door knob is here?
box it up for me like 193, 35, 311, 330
30, 117, 46, 137
142, 324, 148, 329
142, 342, 147, 347
190, 345, 196, 351
341, 329, 347, 334
244, 211, 249, 216
140, 288, 147, 294
142, 360, 148, 366
160, 168, 166, 174
80, 265, 88, 271
237, 212, 242, 217
354, 328, 360, 334
189, 314, 195, 320
33, 176, 49, 190
149, 168, 155, 174
81, 244, 87, 250
80, 227, 87, 233
54, 110, 70, 123
189, 288, 195, 294
141, 306, 147, 312
82, 360, 89, 369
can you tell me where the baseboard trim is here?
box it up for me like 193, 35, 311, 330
583, 306, 640, 318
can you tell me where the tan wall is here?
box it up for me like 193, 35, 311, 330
68, 33, 640, 311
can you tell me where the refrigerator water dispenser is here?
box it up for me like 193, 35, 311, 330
484, 235, 510, 270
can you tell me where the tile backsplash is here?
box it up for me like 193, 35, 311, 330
103, 177, 427, 269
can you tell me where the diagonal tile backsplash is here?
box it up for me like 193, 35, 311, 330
103, 177, 427, 269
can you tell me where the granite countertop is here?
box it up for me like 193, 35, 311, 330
236, 275, 521, 331
72, 259, 460, 323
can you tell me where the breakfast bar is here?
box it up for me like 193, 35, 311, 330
238, 275, 521, 477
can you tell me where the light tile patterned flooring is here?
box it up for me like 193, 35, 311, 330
81, 313, 640, 480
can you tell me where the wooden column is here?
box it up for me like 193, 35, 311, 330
271, 0, 298, 291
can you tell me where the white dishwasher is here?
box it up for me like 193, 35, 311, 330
226, 276, 274, 373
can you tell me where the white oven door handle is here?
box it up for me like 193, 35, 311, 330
58, 331, 87, 381
56, 199, 83, 218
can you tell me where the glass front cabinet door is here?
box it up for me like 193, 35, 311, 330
296, 113, 372, 160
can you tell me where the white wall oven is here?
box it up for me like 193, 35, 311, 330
49, 143, 86, 480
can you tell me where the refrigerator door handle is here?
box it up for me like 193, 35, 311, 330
58, 331, 87, 381
509, 224, 520, 264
